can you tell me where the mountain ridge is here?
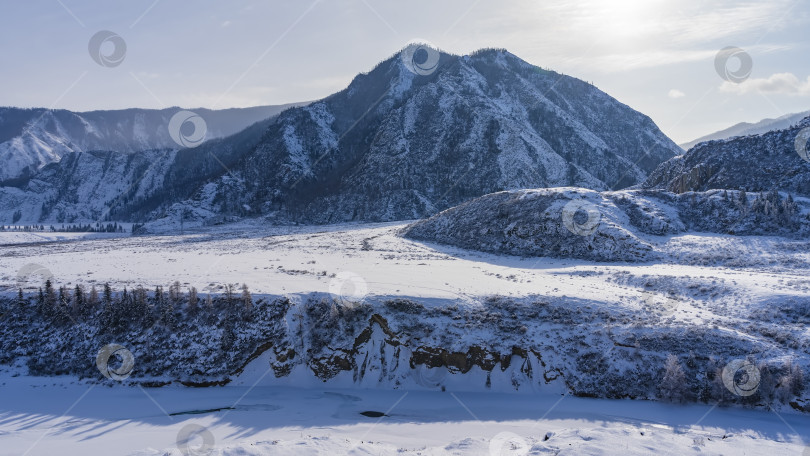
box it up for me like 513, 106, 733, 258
0, 102, 308, 183
0, 46, 682, 226
680, 110, 810, 150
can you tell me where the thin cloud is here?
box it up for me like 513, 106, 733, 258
492, 0, 796, 72
720, 72, 810, 96
668, 89, 685, 99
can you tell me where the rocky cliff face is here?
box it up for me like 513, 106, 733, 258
643, 116, 810, 196
2, 292, 804, 409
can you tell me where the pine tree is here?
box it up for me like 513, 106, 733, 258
225, 284, 234, 306
57, 286, 72, 325
72, 284, 83, 317
103, 283, 113, 306
16, 288, 25, 313
188, 286, 199, 314
169, 281, 180, 302
36, 287, 46, 315
134, 286, 149, 322
100, 283, 115, 332
162, 299, 175, 329
738, 189, 748, 209
659, 354, 687, 403
241, 283, 253, 319
44, 280, 56, 314
88, 284, 99, 308
120, 287, 132, 324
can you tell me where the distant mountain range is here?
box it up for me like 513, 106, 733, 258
0, 103, 307, 183
0, 46, 688, 226
643, 115, 810, 196
680, 110, 810, 150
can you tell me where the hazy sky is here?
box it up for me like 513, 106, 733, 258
1, 0, 809, 143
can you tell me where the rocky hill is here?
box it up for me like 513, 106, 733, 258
644, 116, 810, 196
402, 187, 809, 261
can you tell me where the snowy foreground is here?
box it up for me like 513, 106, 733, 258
1, 221, 809, 455
1, 367, 808, 456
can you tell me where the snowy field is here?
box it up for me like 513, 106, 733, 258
1, 220, 808, 314
1, 221, 809, 455
1, 365, 808, 455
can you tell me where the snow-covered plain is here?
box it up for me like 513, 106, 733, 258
2, 220, 808, 311
1, 221, 809, 455
1, 365, 808, 455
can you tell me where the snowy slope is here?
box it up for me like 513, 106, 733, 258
0, 149, 177, 223
0, 103, 305, 182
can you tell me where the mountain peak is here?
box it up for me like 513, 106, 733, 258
1, 47, 682, 225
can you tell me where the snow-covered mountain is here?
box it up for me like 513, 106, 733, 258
643, 115, 810, 196
0, 114, 278, 224
0, 103, 305, 183
217, 48, 680, 224
0, 47, 681, 225
680, 110, 810, 150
